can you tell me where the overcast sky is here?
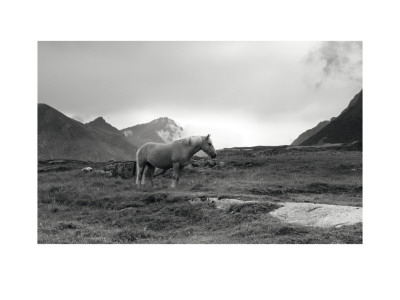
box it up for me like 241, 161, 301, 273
38, 41, 362, 148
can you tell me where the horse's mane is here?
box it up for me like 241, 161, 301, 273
175, 136, 203, 147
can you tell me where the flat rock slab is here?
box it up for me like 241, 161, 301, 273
270, 202, 362, 228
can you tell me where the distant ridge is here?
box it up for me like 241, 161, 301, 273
38, 104, 136, 161
291, 120, 331, 146
300, 90, 362, 147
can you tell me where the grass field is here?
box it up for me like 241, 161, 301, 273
38, 147, 362, 244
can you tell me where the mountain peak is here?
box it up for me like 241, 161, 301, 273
121, 117, 184, 147
88, 116, 107, 125
86, 116, 120, 134
155, 117, 170, 121
38, 103, 51, 108
151, 117, 178, 126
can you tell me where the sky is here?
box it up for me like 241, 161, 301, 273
38, 41, 362, 149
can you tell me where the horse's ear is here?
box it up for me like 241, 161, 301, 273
206, 134, 211, 140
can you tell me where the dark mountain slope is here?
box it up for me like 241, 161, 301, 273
38, 104, 136, 161
300, 90, 362, 146
291, 120, 331, 146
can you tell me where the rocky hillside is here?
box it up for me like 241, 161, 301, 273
300, 90, 362, 147
121, 117, 183, 148
38, 104, 136, 161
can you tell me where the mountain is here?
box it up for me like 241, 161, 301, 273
85, 117, 120, 134
291, 119, 331, 146
38, 104, 136, 161
300, 90, 362, 147
121, 117, 183, 148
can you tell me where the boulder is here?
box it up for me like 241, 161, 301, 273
81, 167, 93, 173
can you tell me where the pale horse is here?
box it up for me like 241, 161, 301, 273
136, 134, 217, 188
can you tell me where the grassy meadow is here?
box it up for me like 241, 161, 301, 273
38, 147, 362, 244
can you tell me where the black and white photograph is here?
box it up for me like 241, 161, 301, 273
38, 41, 362, 244
3, 1, 400, 299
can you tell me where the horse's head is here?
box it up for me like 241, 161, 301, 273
201, 134, 217, 158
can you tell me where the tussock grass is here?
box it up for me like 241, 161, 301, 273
38, 149, 362, 243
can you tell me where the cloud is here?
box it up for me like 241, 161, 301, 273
38, 41, 314, 120
304, 41, 362, 89
38, 42, 363, 146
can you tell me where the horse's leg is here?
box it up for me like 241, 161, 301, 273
171, 163, 179, 188
136, 162, 146, 187
171, 163, 182, 188
141, 166, 146, 185
146, 164, 155, 187
136, 149, 143, 187
177, 166, 184, 187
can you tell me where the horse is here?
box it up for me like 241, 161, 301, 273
136, 134, 217, 188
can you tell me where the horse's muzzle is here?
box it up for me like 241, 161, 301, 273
211, 153, 217, 159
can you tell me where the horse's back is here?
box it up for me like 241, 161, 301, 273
137, 142, 174, 169
138, 142, 160, 151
